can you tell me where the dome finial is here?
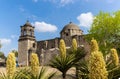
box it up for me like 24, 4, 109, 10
69, 18, 72, 24
69, 21, 72, 24
26, 20, 29, 23
24, 20, 32, 26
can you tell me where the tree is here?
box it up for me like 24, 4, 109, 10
0, 52, 5, 59
6, 52, 16, 78
30, 53, 39, 76
88, 39, 108, 79
0, 40, 2, 50
88, 11, 120, 54
11, 50, 18, 58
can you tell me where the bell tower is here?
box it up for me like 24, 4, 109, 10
18, 20, 36, 66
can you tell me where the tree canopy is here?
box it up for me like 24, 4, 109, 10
0, 43, 1, 49
88, 11, 120, 54
0, 52, 5, 59
11, 50, 18, 57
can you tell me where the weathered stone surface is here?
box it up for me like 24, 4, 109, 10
18, 21, 90, 66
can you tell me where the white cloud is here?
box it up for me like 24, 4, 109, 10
33, 21, 57, 32
43, 0, 74, 6
60, 0, 74, 6
0, 38, 11, 45
77, 12, 94, 28
11, 35, 18, 39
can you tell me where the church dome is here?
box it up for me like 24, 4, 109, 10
60, 22, 83, 38
61, 22, 80, 32
24, 20, 32, 27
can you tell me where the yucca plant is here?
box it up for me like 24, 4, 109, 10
0, 67, 56, 79
77, 59, 89, 79
50, 39, 75, 79
49, 55, 75, 79
6, 52, 16, 78
90, 38, 99, 52
88, 39, 108, 79
72, 38, 77, 52
59, 39, 66, 58
110, 48, 119, 66
107, 48, 120, 79
30, 67, 56, 79
30, 53, 40, 76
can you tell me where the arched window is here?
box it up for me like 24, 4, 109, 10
66, 33, 68, 36
24, 30, 27, 35
33, 43, 35, 48
30, 29, 32, 36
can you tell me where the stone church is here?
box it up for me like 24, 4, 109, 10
18, 21, 90, 66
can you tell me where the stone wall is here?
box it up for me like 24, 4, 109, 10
18, 39, 36, 66
36, 35, 90, 65
40, 48, 59, 65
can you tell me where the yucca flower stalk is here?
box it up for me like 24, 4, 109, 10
72, 38, 77, 52
110, 48, 119, 66
90, 38, 99, 52
88, 39, 108, 79
89, 51, 108, 79
6, 52, 16, 78
30, 53, 39, 76
59, 39, 66, 58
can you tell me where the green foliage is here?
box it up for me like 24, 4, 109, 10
0, 52, 5, 59
30, 53, 39, 76
11, 50, 18, 58
50, 47, 86, 79
77, 59, 89, 79
50, 55, 75, 79
106, 48, 120, 79
0, 40, 2, 49
59, 39, 66, 58
6, 53, 16, 78
0, 67, 56, 79
88, 11, 120, 54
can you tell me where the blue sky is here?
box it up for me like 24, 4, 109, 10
0, 0, 120, 56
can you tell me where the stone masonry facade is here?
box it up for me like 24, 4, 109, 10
18, 21, 90, 66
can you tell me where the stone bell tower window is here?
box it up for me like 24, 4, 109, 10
30, 29, 32, 36
66, 33, 68, 36
33, 43, 35, 48
24, 30, 27, 35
